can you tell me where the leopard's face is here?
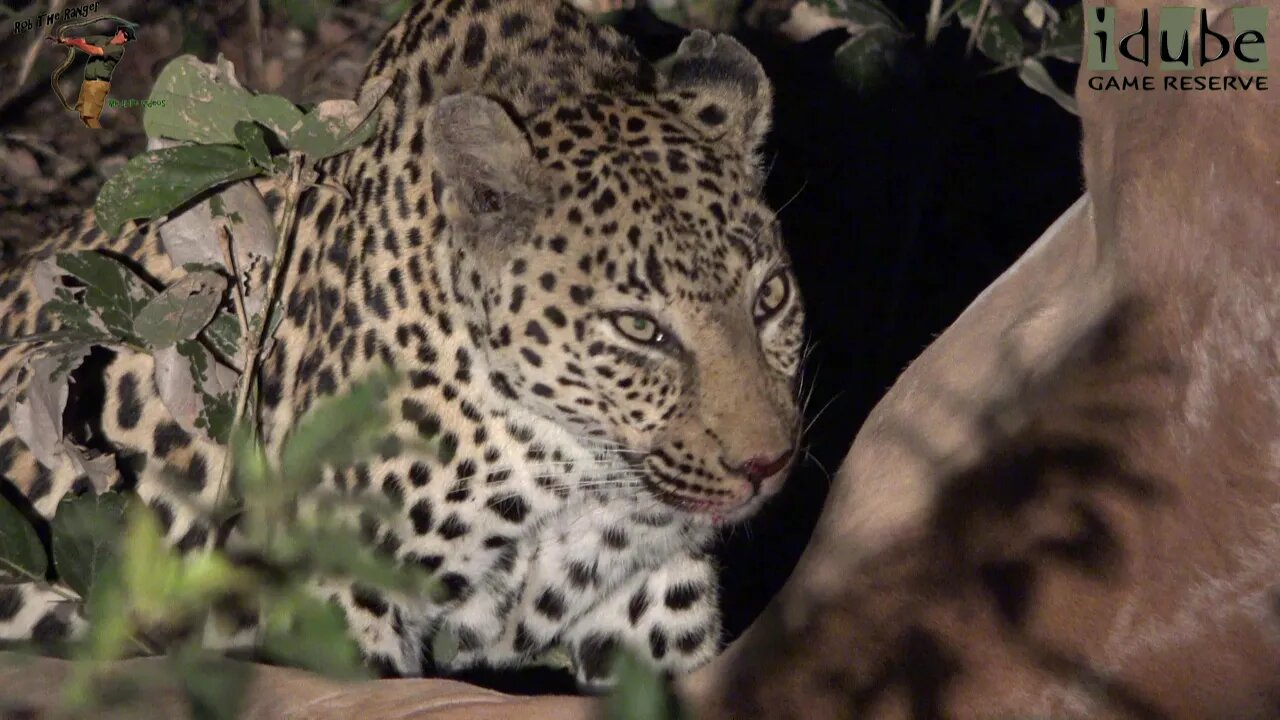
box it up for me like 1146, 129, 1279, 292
462, 95, 803, 523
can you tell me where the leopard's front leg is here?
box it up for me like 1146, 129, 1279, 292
560, 550, 721, 692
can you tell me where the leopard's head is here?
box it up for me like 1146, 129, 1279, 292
429, 33, 803, 523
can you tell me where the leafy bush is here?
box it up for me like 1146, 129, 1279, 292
0, 53, 415, 717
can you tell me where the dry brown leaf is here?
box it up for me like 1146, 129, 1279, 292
63, 442, 118, 493
133, 270, 230, 349
153, 344, 238, 443
10, 353, 84, 472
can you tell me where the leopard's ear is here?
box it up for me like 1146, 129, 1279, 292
661, 31, 773, 159
426, 94, 546, 229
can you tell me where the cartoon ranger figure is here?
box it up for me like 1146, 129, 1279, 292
46, 21, 137, 129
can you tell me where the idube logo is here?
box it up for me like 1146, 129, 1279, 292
1085, 6, 1269, 91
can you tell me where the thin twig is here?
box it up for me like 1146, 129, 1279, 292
39, 582, 80, 603
219, 223, 254, 349
924, 0, 944, 45
965, 0, 993, 58
307, 178, 352, 202
212, 153, 305, 512
3, 132, 65, 162
202, 157, 305, 650
245, 0, 265, 89
936, 0, 968, 31
0, 560, 83, 603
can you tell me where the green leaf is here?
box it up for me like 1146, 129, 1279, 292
247, 94, 305, 144
773, 0, 906, 45
264, 300, 284, 340
174, 546, 247, 600
231, 424, 271, 499
955, 0, 1026, 66
278, 368, 397, 489
1040, 4, 1082, 63
605, 650, 690, 720
119, 503, 182, 623
832, 24, 903, 94
297, 524, 438, 597
171, 263, 244, 362
811, 0, 903, 30
82, 557, 129, 662
234, 121, 273, 169
0, 495, 48, 583
179, 655, 253, 720
260, 591, 368, 679
288, 109, 378, 160
175, 339, 237, 444
95, 145, 262, 237
285, 77, 391, 159
133, 270, 229, 349
51, 492, 129, 598
1018, 57, 1079, 115
202, 311, 243, 361
646, 0, 744, 31
116, 505, 248, 628
431, 625, 460, 666
55, 252, 156, 342
144, 55, 255, 145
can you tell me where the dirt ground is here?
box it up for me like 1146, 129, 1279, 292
0, 0, 396, 253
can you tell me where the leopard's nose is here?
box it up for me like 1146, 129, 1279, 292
736, 448, 794, 490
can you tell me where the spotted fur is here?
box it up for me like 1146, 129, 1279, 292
0, 0, 805, 687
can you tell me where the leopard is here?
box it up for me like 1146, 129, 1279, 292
0, 0, 806, 689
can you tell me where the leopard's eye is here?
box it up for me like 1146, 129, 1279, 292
754, 270, 791, 322
610, 312, 666, 345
